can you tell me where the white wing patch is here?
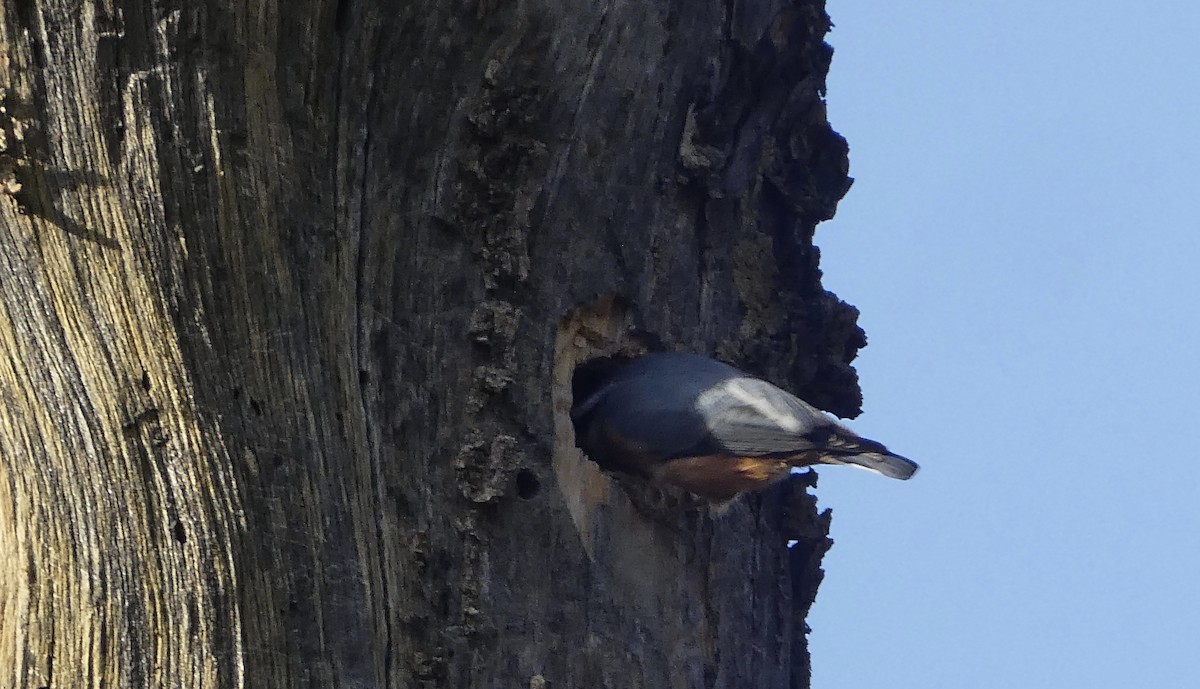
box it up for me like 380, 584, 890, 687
696, 378, 803, 432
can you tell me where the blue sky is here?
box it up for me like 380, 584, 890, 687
808, 2, 1200, 686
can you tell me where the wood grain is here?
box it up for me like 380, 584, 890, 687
1, 1, 857, 686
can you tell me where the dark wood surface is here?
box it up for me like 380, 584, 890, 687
0, 1, 863, 686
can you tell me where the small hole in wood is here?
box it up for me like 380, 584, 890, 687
516, 468, 541, 499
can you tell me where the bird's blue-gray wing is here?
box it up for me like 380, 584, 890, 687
581, 376, 716, 460
695, 376, 836, 456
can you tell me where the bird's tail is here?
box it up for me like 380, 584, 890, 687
828, 452, 919, 480
817, 430, 920, 480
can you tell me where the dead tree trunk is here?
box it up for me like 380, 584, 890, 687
1, 1, 862, 687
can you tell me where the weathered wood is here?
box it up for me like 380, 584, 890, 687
1, 0, 860, 686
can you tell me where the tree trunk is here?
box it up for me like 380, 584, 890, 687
0, 0, 861, 687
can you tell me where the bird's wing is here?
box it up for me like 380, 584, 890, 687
580, 380, 716, 461
695, 376, 834, 456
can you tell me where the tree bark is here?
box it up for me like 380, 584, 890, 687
0, 0, 860, 687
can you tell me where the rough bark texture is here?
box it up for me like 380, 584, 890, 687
0, 1, 860, 687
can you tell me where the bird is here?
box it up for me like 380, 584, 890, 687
570, 352, 917, 503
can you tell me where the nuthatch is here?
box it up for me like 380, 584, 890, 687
571, 353, 918, 503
